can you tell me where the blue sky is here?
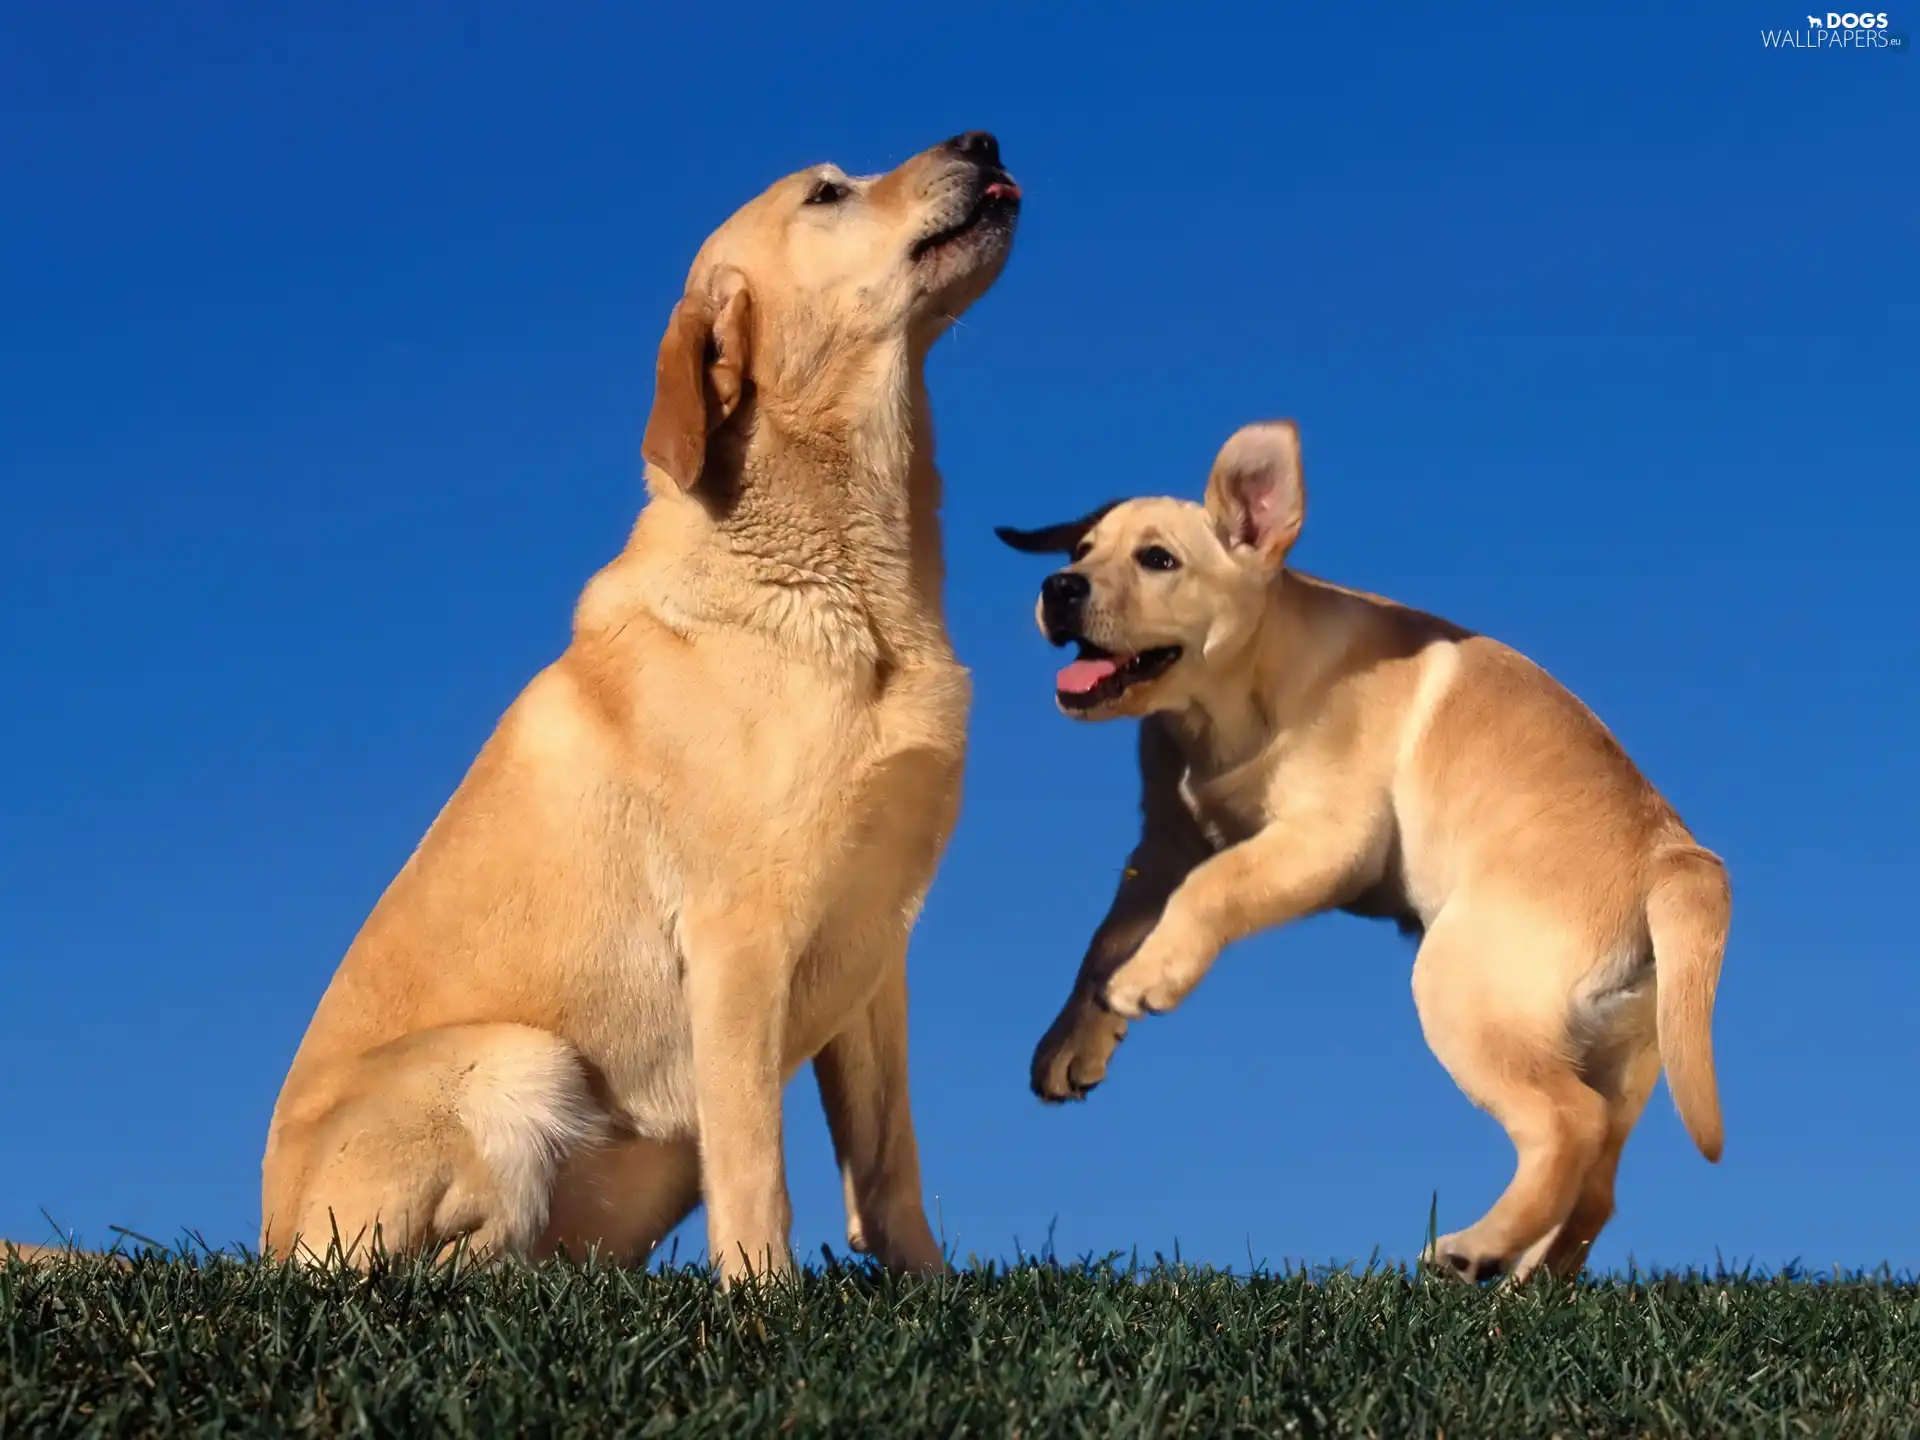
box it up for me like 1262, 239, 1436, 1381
3, 2, 1915, 1273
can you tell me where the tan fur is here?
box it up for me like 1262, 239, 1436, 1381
261, 134, 1021, 1282
1001, 421, 1727, 1283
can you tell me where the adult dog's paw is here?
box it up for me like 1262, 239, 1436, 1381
1030, 1001, 1128, 1103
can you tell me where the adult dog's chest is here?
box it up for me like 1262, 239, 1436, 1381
841, 651, 971, 851
782, 649, 969, 1057
769, 541, 970, 922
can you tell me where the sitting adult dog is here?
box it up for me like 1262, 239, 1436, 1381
262, 132, 1022, 1281
996, 421, 1727, 1282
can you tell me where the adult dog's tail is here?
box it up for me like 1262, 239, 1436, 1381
1646, 843, 1731, 1161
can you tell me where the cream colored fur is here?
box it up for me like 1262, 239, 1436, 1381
999, 421, 1728, 1283
261, 133, 1022, 1281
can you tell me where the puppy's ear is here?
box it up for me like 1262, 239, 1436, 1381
1204, 420, 1305, 569
994, 501, 1123, 556
641, 268, 753, 492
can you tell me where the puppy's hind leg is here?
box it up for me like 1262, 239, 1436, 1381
264, 1024, 607, 1266
1412, 906, 1609, 1285
1525, 1037, 1661, 1279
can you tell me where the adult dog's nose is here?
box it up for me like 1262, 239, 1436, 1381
944, 131, 1002, 168
1040, 571, 1089, 636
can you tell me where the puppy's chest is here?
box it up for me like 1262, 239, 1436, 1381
1179, 765, 1275, 852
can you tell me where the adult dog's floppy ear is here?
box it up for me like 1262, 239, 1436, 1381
994, 501, 1123, 556
641, 268, 753, 492
1204, 420, 1305, 569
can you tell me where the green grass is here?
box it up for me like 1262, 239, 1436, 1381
6, 1247, 1918, 1437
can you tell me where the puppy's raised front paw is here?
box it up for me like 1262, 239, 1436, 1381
1100, 971, 1180, 1020
1099, 946, 1199, 1020
1097, 920, 1215, 1020
1031, 1004, 1127, 1103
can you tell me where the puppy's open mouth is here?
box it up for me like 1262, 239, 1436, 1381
911, 177, 1022, 259
1054, 639, 1183, 711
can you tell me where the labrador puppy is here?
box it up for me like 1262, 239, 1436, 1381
997, 421, 1727, 1282
262, 132, 1022, 1282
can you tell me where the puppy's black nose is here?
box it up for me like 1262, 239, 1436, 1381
1040, 571, 1090, 638
945, 131, 1002, 168
1042, 571, 1089, 607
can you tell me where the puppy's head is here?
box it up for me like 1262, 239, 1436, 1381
643, 132, 1021, 493
997, 421, 1306, 719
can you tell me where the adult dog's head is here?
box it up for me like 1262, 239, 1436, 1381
642, 132, 1021, 495
997, 422, 1307, 719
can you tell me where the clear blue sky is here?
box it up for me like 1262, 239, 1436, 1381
3, 2, 1914, 1274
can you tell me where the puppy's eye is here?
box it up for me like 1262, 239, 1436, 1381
1135, 545, 1180, 572
1071, 540, 1094, 563
805, 179, 849, 206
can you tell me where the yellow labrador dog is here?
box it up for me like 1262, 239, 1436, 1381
262, 131, 1022, 1281
996, 421, 1728, 1282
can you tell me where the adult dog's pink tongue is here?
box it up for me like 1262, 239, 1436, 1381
1057, 657, 1120, 694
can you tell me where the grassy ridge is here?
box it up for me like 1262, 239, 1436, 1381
6, 1248, 1918, 1437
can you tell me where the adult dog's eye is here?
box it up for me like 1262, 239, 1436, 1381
1135, 545, 1180, 572
1072, 540, 1094, 563
805, 179, 848, 206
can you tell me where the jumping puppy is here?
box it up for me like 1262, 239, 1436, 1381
262, 132, 1022, 1281
997, 421, 1727, 1282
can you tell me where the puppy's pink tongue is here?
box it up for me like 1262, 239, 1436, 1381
1057, 657, 1120, 694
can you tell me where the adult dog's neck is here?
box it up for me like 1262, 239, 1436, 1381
607, 350, 953, 668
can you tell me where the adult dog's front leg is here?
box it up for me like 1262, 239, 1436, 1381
812, 958, 944, 1274
1102, 810, 1374, 1020
683, 904, 799, 1283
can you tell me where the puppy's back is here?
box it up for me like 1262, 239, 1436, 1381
1406, 635, 1686, 916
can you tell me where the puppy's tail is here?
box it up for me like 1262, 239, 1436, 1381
1646, 842, 1730, 1162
